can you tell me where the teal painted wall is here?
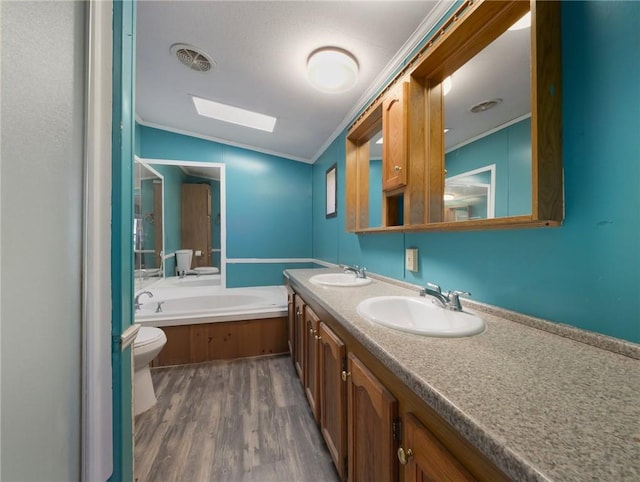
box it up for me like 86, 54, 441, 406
138, 126, 313, 286
312, 1, 640, 343
228, 262, 316, 286
369, 158, 383, 227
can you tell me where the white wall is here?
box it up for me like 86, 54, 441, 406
1, 1, 85, 480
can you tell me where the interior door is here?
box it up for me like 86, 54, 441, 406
181, 183, 212, 268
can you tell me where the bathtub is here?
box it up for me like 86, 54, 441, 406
134, 279, 287, 327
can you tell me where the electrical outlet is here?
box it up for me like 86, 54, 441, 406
405, 248, 418, 272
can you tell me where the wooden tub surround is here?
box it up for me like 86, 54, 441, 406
150, 316, 288, 367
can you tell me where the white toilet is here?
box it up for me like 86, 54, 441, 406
133, 326, 167, 415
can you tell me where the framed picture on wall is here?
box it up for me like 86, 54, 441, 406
326, 163, 337, 218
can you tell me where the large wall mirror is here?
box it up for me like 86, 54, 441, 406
135, 157, 226, 287
443, 11, 531, 221
346, 0, 562, 233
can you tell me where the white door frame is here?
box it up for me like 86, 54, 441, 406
82, 1, 114, 480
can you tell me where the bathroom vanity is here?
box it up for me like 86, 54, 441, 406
284, 268, 640, 482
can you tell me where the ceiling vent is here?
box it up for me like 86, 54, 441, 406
469, 98, 503, 113
170, 43, 214, 73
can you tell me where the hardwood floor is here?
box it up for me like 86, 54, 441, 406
134, 354, 340, 482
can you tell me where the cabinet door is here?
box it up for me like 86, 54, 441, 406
319, 322, 347, 480
304, 306, 321, 423
382, 82, 409, 192
400, 413, 476, 482
293, 295, 306, 383
286, 286, 295, 357
347, 353, 398, 482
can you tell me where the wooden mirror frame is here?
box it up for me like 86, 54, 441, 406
346, 0, 562, 233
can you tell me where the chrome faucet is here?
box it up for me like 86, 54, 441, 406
134, 290, 153, 311
340, 264, 367, 279
420, 282, 470, 312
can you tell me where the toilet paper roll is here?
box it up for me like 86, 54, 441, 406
195, 250, 202, 256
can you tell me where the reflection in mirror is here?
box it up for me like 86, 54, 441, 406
134, 160, 164, 290
137, 159, 225, 286
443, 8, 532, 220
444, 165, 495, 221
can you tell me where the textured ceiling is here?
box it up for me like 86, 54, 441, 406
136, 1, 445, 163
136, 1, 530, 164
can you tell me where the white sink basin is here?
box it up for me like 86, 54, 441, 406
310, 272, 373, 287
356, 296, 485, 337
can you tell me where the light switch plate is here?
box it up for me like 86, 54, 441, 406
405, 248, 418, 272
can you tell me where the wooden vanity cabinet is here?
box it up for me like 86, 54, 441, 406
347, 353, 398, 482
400, 413, 475, 481
318, 321, 348, 480
289, 285, 509, 482
293, 295, 306, 383
382, 82, 409, 193
304, 305, 321, 422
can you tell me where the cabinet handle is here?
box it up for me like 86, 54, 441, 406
394, 165, 402, 172
315, 334, 322, 341
296, 309, 301, 316
341, 370, 351, 382
397, 447, 414, 465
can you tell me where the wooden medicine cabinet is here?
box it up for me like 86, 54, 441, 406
346, 0, 562, 233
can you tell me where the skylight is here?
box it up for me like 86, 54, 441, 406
192, 96, 277, 132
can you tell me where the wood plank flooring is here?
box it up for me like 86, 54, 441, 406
134, 355, 340, 482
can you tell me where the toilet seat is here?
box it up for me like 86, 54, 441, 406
193, 266, 219, 275
135, 326, 165, 348
133, 326, 167, 415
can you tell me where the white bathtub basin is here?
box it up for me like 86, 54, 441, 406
134, 286, 288, 324
310, 272, 372, 287
356, 296, 485, 337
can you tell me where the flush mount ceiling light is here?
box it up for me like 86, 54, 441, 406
307, 47, 359, 94
443, 193, 456, 201
192, 96, 277, 132
509, 11, 531, 31
470, 98, 503, 113
170, 43, 214, 72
